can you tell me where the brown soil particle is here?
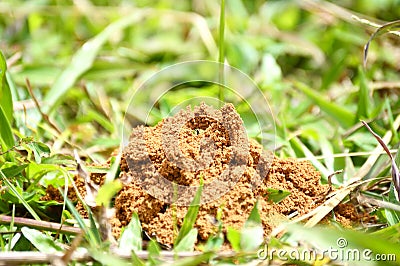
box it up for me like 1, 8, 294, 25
115, 103, 332, 245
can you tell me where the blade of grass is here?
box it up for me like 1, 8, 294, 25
385, 99, 399, 144
43, 13, 149, 115
0, 51, 13, 124
287, 224, 400, 265
290, 136, 331, 180
364, 20, 400, 68
119, 213, 142, 252
299, 115, 400, 228
0, 170, 40, 221
174, 228, 198, 252
21, 227, 63, 253
362, 120, 400, 201
218, 0, 226, 103
0, 106, 14, 150
356, 67, 371, 120
294, 82, 355, 128
174, 178, 203, 247
241, 201, 263, 252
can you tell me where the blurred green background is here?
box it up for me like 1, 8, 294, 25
1, 1, 400, 263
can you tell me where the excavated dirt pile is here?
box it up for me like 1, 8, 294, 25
112, 103, 339, 245
42, 103, 368, 246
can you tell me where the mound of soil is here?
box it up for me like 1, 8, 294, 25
113, 103, 330, 245
43, 103, 368, 246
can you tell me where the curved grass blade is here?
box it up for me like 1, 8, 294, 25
362, 121, 400, 201
174, 178, 203, 247
364, 20, 400, 68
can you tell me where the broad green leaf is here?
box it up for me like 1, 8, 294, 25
119, 212, 142, 252
21, 227, 63, 253
43, 15, 147, 115
95, 180, 122, 207
0, 51, 13, 124
174, 228, 198, 252
295, 82, 355, 128
356, 67, 371, 120
174, 179, 203, 247
226, 227, 241, 251
265, 188, 291, 204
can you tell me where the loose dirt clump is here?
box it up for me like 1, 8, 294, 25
113, 103, 331, 245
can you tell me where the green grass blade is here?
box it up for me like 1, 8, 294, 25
0, 106, 14, 150
356, 67, 371, 120
371, 222, 400, 242
62, 189, 101, 246
174, 228, 198, 252
218, 0, 226, 103
241, 201, 264, 252
43, 15, 146, 115
0, 169, 40, 221
119, 212, 142, 252
227, 227, 241, 252
89, 248, 130, 266
172, 252, 214, 266
0, 169, 41, 221
265, 188, 291, 203
174, 179, 203, 247
131, 251, 145, 266
21, 227, 63, 253
290, 136, 331, 180
364, 20, 400, 68
295, 82, 355, 128
0, 51, 13, 124
287, 224, 400, 265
